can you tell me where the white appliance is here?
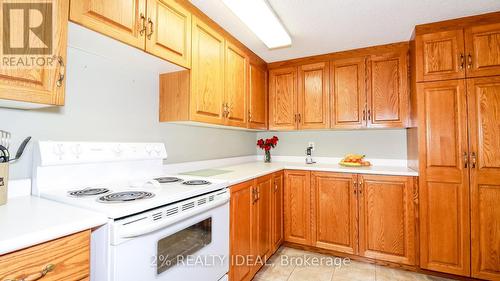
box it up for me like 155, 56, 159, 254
33, 141, 230, 281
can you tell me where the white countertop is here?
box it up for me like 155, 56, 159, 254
199, 161, 418, 186
0, 196, 108, 255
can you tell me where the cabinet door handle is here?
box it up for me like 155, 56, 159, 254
471, 152, 477, 168
358, 179, 363, 194
274, 183, 278, 192
298, 113, 301, 123
139, 13, 146, 36
248, 111, 252, 122
55, 56, 65, 87
467, 54, 472, 69
367, 109, 371, 121
6, 264, 55, 281
463, 152, 468, 168
147, 18, 154, 40
353, 181, 357, 194
459, 53, 464, 70
362, 109, 366, 121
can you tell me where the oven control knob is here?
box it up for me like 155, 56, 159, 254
71, 144, 83, 159
145, 145, 153, 156
52, 143, 65, 160
113, 145, 123, 157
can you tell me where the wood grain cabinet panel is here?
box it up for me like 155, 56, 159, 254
248, 63, 267, 130
146, 0, 191, 68
367, 51, 409, 128
284, 170, 312, 245
0, 230, 90, 281
311, 172, 358, 255
358, 175, 416, 265
269, 67, 298, 130
253, 175, 273, 266
229, 180, 254, 281
417, 80, 471, 276
224, 41, 248, 127
465, 23, 500, 78
190, 16, 225, 125
330, 57, 367, 129
271, 171, 284, 252
70, 0, 146, 49
298, 62, 330, 129
467, 76, 500, 280
415, 30, 466, 82
0, 0, 69, 106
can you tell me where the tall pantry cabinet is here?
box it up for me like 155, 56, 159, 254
412, 13, 500, 280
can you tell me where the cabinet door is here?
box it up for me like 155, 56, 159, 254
465, 23, 500, 78
0, 0, 69, 106
417, 80, 470, 276
358, 175, 416, 265
146, 0, 191, 68
225, 41, 248, 128
269, 67, 298, 130
229, 180, 254, 281
70, 0, 146, 49
415, 30, 465, 82
467, 76, 500, 280
253, 175, 273, 263
271, 171, 284, 252
311, 172, 358, 255
298, 62, 330, 129
330, 57, 367, 129
284, 170, 311, 245
190, 17, 225, 125
248, 63, 267, 130
367, 50, 409, 128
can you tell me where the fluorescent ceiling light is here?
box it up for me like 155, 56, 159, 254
222, 0, 291, 49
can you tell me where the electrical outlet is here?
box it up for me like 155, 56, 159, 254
308, 142, 315, 151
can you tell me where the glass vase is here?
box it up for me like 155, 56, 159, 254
264, 150, 271, 163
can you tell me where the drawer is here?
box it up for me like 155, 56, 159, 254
0, 230, 90, 281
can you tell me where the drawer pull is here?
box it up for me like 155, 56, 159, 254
6, 264, 55, 281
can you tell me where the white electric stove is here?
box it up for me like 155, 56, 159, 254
32, 141, 230, 281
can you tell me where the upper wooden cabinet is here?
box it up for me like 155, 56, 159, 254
0, 0, 69, 107
269, 67, 298, 130
367, 51, 409, 128
70, 0, 147, 49
330, 57, 367, 129
283, 170, 312, 245
224, 41, 248, 127
146, 0, 192, 68
358, 174, 416, 265
298, 62, 330, 129
467, 76, 500, 280
465, 23, 500, 78
248, 63, 267, 130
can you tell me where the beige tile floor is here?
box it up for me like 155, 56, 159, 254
253, 247, 456, 281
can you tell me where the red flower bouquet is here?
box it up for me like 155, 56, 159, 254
257, 136, 279, 162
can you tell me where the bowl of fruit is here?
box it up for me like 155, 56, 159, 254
339, 154, 371, 167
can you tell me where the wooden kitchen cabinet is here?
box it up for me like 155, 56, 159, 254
269, 67, 298, 130
229, 180, 254, 281
298, 62, 330, 129
284, 170, 312, 245
224, 41, 249, 127
248, 63, 268, 130
0, 0, 69, 106
0, 230, 90, 281
252, 175, 273, 266
367, 50, 409, 128
311, 172, 358, 255
465, 23, 500, 78
146, 0, 192, 68
271, 171, 284, 252
358, 175, 416, 265
330, 57, 367, 129
467, 76, 500, 280
70, 0, 147, 49
417, 80, 471, 276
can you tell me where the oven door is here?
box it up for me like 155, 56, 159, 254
109, 201, 229, 281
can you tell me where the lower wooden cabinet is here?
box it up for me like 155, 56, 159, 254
285, 170, 418, 266
229, 172, 283, 281
0, 230, 90, 281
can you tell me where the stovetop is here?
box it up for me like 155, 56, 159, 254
40, 175, 228, 219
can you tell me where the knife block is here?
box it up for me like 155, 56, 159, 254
0, 163, 8, 206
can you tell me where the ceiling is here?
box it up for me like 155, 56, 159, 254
190, 0, 500, 62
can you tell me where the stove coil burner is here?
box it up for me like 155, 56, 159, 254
182, 180, 211, 186
154, 177, 183, 183
68, 188, 110, 197
97, 191, 155, 203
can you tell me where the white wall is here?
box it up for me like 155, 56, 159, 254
0, 24, 257, 179
256, 129, 408, 159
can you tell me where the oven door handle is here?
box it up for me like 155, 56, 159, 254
117, 196, 229, 238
